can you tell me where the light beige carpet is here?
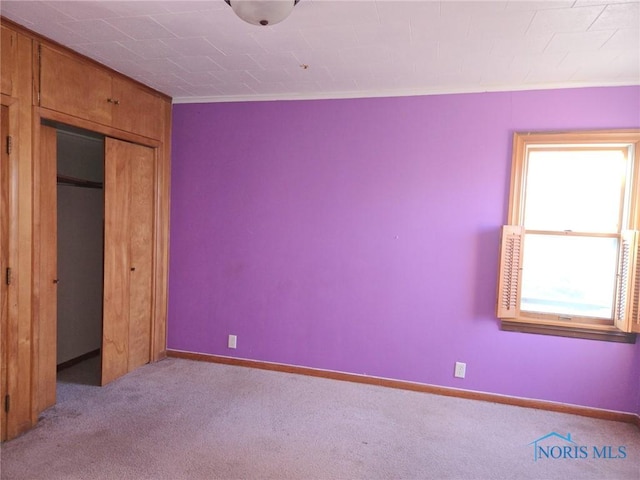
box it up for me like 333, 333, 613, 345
1, 357, 639, 479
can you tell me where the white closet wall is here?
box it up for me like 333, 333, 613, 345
56, 130, 104, 365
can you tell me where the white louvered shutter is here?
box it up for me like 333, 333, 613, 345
632, 235, 640, 333
496, 225, 524, 319
615, 231, 640, 333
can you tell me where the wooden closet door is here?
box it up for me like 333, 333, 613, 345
1, 105, 9, 440
102, 138, 130, 385
111, 77, 163, 140
39, 45, 112, 126
102, 138, 154, 385
36, 125, 58, 412
127, 144, 154, 371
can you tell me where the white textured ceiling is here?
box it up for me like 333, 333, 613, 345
1, 0, 639, 103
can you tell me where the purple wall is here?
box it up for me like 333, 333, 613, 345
169, 86, 640, 414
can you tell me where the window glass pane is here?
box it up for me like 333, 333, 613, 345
521, 234, 618, 318
523, 149, 627, 233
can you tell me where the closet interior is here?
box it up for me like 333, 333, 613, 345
55, 126, 105, 386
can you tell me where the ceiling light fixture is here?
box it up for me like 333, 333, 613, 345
224, 0, 300, 26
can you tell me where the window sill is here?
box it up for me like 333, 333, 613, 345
500, 321, 637, 344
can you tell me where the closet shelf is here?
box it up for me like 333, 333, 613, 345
57, 174, 103, 189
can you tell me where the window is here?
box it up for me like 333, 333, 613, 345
497, 130, 640, 342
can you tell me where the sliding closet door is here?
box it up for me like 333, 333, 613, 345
36, 125, 58, 411
128, 148, 154, 371
102, 139, 129, 385
102, 138, 154, 385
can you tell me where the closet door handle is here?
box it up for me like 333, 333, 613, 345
130, 267, 136, 272
53, 279, 59, 284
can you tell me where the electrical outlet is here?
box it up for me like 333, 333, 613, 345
454, 362, 466, 379
228, 334, 237, 349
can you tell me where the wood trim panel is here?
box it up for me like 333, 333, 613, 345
150, 101, 171, 363
507, 132, 526, 223
628, 138, 640, 231
39, 108, 162, 149
501, 320, 637, 343
10, 30, 33, 438
167, 350, 640, 426
1, 104, 9, 441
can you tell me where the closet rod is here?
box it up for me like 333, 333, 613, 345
57, 174, 103, 189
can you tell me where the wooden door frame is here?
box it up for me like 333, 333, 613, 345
32, 107, 170, 421
1, 103, 10, 441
